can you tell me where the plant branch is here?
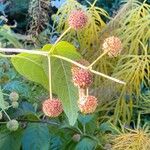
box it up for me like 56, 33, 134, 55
0, 48, 48, 56
18, 119, 60, 126
88, 50, 109, 69
2, 109, 11, 121
52, 54, 126, 85
54, 27, 71, 45
49, 27, 72, 54
0, 48, 126, 85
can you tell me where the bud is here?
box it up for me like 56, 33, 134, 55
9, 92, 19, 101
12, 101, 19, 108
6, 120, 19, 131
72, 134, 81, 142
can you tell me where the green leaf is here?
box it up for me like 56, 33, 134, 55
11, 53, 49, 89
49, 135, 62, 150
22, 123, 50, 150
11, 41, 82, 126
99, 121, 120, 134
42, 41, 81, 125
78, 114, 97, 134
78, 114, 95, 125
75, 138, 97, 150
0, 128, 22, 150
0, 86, 5, 109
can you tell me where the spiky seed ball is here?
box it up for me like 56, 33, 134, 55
42, 99, 63, 117
71, 60, 93, 88
78, 96, 98, 114
0, 112, 2, 120
68, 10, 88, 30
72, 134, 81, 142
6, 119, 19, 131
9, 92, 19, 101
12, 101, 19, 108
102, 36, 122, 57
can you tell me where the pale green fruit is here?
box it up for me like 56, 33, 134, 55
6, 120, 19, 131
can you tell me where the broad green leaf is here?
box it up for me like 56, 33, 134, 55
11, 53, 49, 89
42, 41, 81, 125
99, 121, 120, 134
0, 86, 5, 109
53, 41, 77, 53
0, 128, 22, 150
22, 123, 50, 150
75, 138, 97, 150
11, 41, 81, 126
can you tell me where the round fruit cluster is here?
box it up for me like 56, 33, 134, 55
7, 119, 19, 131
71, 60, 92, 89
9, 91, 19, 108
0, 92, 20, 131
102, 36, 122, 57
42, 98, 63, 117
68, 10, 88, 30
71, 59, 98, 114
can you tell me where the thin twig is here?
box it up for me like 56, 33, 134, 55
52, 54, 126, 85
18, 119, 60, 126
54, 27, 71, 45
88, 50, 108, 69
0, 48, 48, 56
0, 48, 126, 85
2, 109, 11, 121
47, 56, 52, 99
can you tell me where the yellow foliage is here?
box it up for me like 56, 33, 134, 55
112, 124, 150, 150
116, 0, 150, 54
53, 0, 108, 52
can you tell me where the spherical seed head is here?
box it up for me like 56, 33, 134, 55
68, 10, 88, 30
72, 134, 81, 142
102, 36, 122, 57
9, 92, 19, 101
12, 101, 19, 108
78, 96, 98, 114
71, 60, 93, 88
6, 119, 19, 131
42, 99, 63, 117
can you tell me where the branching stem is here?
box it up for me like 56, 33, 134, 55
88, 50, 109, 69
2, 109, 11, 121
0, 48, 48, 56
52, 54, 126, 85
54, 27, 71, 45
0, 48, 126, 85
